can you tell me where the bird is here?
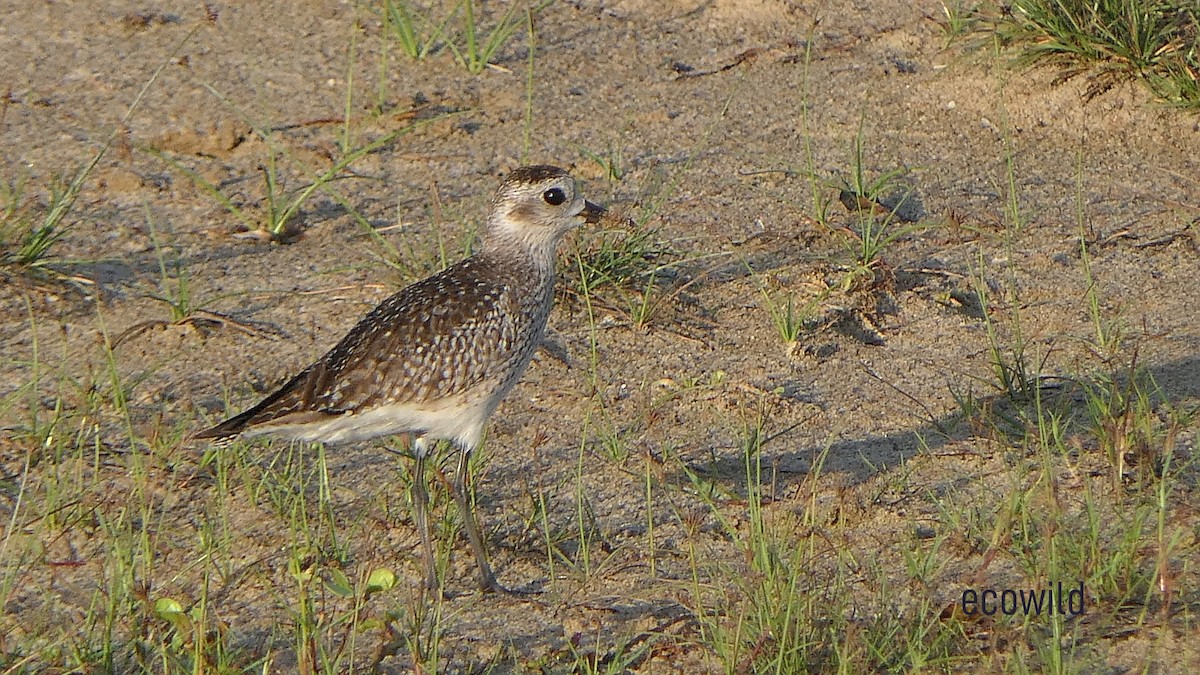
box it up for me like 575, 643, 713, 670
196, 165, 605, 593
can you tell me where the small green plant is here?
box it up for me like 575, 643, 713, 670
580, 142, 625, 186
0, 171, 69, 270
750, 269, 829, 344
792, 26, 838, 230
299, 563, 399, 673
0, 156, 114, 273
148, 593, 242, 672
1080, 361, 1164, 488
150, 138, 353, 243
567, 220, 665, 299
835, 131, 909, 214
763, 290, 806, 343
145, 218, 197, 324
1079, 226, 1126, 364
571, 230, 723, 332
382, 0, 456, 60
937, 0, 981, 43
620, 269, 664, 331
380, 0, 544, 75
3, 27, 189, 273
831, 127, 930, 291
256, 144, 308, 241
445, 0, 527, 74
947, 259, 1053, 445
394, 581, 446, 671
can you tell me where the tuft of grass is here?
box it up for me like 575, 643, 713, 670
830, 126, 931, 294
569, 223, 723, 332
762, 290, 811, 344
144, 216, 199, 325
381, 0, 456, 61
566, 216, 667, 300
0, 150, 122, 274
937, 0, 983, 44
1080, 359, 1177, 489
988, 0, 1200, 108
445, 0, 525, 74
749, 267, 829, 345
393, 581, 447, 672
2, 27, 192, 275
793, 25, 840, 231
972, 255, 1047, 406
0, 171, 72, 270
579, 141, 625, 186
149, 135, 357, 244
378, 0, 549, 75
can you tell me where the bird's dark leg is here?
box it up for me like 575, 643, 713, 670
452, 446, 501, 592
410, 437, 438, 592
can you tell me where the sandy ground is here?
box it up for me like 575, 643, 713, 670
2, 0, 1199, 671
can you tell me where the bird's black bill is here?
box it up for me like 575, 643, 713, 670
581, 200, 606, 224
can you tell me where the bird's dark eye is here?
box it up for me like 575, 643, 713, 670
542, 187, 566, 205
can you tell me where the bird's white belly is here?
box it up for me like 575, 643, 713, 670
247, 392, 498, 448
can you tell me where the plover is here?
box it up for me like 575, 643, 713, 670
197, 165, 605, 592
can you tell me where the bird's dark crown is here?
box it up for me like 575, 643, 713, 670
500, 165, 569, 188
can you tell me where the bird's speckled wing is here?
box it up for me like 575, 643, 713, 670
197, 257, 520, 438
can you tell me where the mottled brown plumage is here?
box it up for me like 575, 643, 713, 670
198, 255, 538, 443
197, 165, 604, 592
